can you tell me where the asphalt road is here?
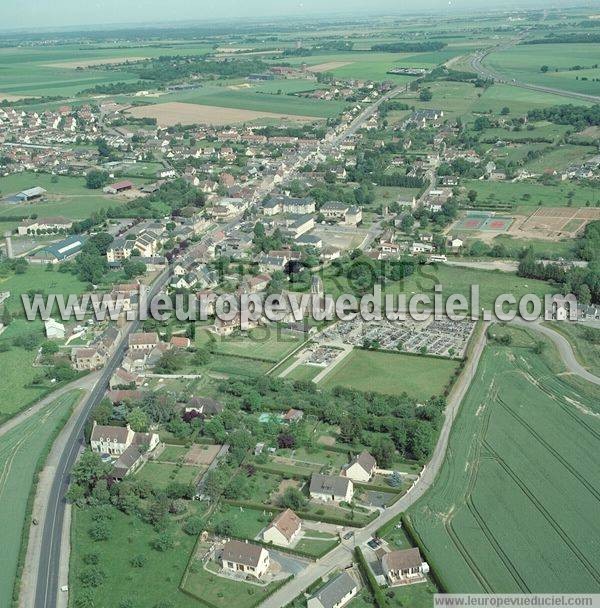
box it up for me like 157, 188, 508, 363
34, 269, 172, 608
30, 90, 400, 607
513, 319, 600, 386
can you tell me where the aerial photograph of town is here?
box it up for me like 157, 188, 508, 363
0, 0, 599, 607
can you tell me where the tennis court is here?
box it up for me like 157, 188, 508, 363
453, 213, 512, 232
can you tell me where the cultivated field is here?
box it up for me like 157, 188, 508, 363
406, 343, 600, 592
0, 390, 81, 607
127, 101, 319, 126
321, 349, 460, 400
516, 207, 600, 238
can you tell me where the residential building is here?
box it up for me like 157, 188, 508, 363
309, 473, 354, 503
17, 216, 73, 235
262, 509, 302, 547
44, 318, 66, 340
381, 548, 430, 585
221, 540, 270, 579
307, 572, 358, 608
128, 332, 159, 352
342, 451, 376, 483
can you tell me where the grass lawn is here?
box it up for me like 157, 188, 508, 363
286, 364, 321, 382
0, 264, 88, 314
69, 503, 206, 608
462, 178, 599, 211
155, 444, 189, 463
286, 447, 349, 469
294, 536, 339, 557
182, 560, 286, 608
0, 390, 81, 607
322, 263, 558, 313
135, 461, 203, 489
406, 344, 600, 592
349, 581, 438, 608
321, 349, 460, 400
211, 329, 302, 362
246, 471, 283, 504
490, 234, 575, 259
210, 504, 271, 539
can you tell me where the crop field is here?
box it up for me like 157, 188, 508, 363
518, 207, 600, 237
127, 101, 323, 126
406, 344, 600, 593
321, 349, 459, 400
149, 84, 347, 118
0, 390, 81, 607
484, 43, 600, 96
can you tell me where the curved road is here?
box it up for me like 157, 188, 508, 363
514, 319, 600, 386
260, 319, 600, 608
470, 42, 600, 104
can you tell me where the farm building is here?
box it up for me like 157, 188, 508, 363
31, 234, 87, 264
103, 180, 134, 194
14, 186, 47, 202
262, 509, 302, 547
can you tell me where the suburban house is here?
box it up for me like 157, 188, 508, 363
262, 509, 302, 547
184, 396, 224, 417
381, 548, 430, 585
309, 473, 354, 503
90, 421, 159, 480
282, 408, 304, 423
342, 451, 376, 483
221, 540, 270, 579
307, 572, 358, 608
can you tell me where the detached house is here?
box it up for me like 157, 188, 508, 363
309, 473, 353, 503
342, 451, 376, 483
221, 540, 270, 579
307, 572, 358, 608
381, 548, 430, 585
262, 509, 302, 547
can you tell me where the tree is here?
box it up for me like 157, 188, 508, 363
419, 88, 433, 101
151, 532, 174, 552
500, 106, 510, 115
277, 433, 296, 449
79, 566, 106, 587
72, 450, 111, 493
123, 259, 147, 279
88, 521, 111, 541
540, 65, 549, 72
370, 436, 395, 469
86, 169, 109, 190
280, 486, 306, 510
467, 189, 478, 203
127, 407, 149, 432
183, 516, 205, 536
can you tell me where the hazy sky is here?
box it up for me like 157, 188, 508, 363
0, 0, 559, 31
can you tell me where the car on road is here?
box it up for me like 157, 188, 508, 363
343, 531, 354, 540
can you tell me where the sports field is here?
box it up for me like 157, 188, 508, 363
0, 390, 81, 607
406, 344, 600, 593
454, 214, 513, 232
321, 349, 460, 400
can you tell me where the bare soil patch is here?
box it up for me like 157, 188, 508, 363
515, 207, 600, 238
44, 57, 148, 69
185, 444, 222, 466
307, 61, 354, 73
126, 101, 317, 126
0, 93, 39, 102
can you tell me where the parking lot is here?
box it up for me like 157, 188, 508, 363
320, 317, 475, 358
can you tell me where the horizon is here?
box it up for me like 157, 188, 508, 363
0, 0, 581, 33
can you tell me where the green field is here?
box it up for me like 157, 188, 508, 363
323, 263, 558, 312
461, 179, 598, 212
135, 461, 203, 488
156, 84, 347, 118
490, 234, 575, 259
210, 328, 302, 363
406, 343, 600, 592
69, 503, 206, 608
0, 390, 81, 607
321, 349, 460, 400
485, 43, 600, 97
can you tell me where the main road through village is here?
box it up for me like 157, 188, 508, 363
27, 81, 410, 608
